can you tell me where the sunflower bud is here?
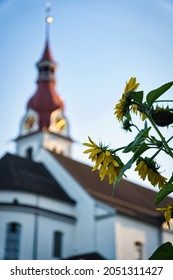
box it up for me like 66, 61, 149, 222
151, 106, 173, 127
122, 118, 132, 132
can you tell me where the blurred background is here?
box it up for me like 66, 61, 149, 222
0, 0, 173, 188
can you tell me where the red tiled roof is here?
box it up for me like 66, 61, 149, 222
50, 151, 170, 225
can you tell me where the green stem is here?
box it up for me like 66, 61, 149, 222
132, 124, 140, 132
113, 146, 126, 153
167, 135, 173, 144
150, 148, 163, 160
154, 100, 173, 103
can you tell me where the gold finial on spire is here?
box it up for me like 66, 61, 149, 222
45, 1, 53, 23
45, 2, 53, 40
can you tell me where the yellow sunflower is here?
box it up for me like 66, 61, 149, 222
114, 77, 140, 122
83, 137, 122, 184
131, 104, 147, 121
135, 158, 167, 189
123, 77, 140, 95
156, 205, 173, 229
114, 96, 128, 122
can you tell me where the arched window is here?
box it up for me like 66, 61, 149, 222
53, 231, 63, 258
134, 241, 143, 260
4, 222, 21, 260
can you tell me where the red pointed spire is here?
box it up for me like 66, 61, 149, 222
39, 38, 54, 62
27, 37, 64, 129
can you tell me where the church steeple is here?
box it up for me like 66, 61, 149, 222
36, 10, 57, 85
37, 39, 57, 83
26, 8, 64, 130
16, 5, 73, 159
26, 36, 64, 130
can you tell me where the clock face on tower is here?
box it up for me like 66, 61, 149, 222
55, 116, 66, 131
24, 115, 36, 130
49, 109, 68, 135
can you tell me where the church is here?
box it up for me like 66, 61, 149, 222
0, 14, 173, 261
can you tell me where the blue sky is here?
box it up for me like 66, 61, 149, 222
0, 0, 173, 188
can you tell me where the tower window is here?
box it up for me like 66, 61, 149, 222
4, 222, 21, 260
13, 199, 18, 204
26, 147, 33, 160
53, 231, 63, 258
134, 241, 143, 260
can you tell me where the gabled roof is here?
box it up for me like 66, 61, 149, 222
50, 151, 170, 225
0, 153, 75, 205
15, 130, 74, 142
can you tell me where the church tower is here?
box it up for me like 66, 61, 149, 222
16, 10, 73, 160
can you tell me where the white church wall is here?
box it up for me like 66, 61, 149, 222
39, 196, 75, 218
36, 215, 75, 259
0, 190, 38, 206
18, 213, 35, 260
0, 191, 75, 218
96, 215, 116, 259
0, 210, 35, 260
0, 191, 74, 218
16, 132, 43, 159
0, 205, 76, 260
43, 132, 72, 157
35, 148, 97, 255
94, 200, 116, 259
16, 131, 72, 160
115, 214, 161, 259
73, 197, 96, 255
162, 225, 173, 244
94, 200, 115, 217
0, 190, 76, 260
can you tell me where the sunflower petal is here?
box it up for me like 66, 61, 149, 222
89, 148, 102, 160
83, 142, 94, 147
88, 136, 97, 146
83, 148, 93, 154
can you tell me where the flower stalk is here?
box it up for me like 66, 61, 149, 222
83, 77, 173, 227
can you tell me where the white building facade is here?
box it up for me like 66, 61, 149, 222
0, 19, 173, 260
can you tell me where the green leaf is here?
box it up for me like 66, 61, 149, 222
131, 142, 149, 154
146, 82, 173, 107
144, 120, 148, 129
112, 142, 149, 193
112, 158, 134, 195
127, 91, 144, 105
149, 242, 173, 260
155, 183, 173, 205
132, 142, 150, 160
123, 127, 151, 153
168, 173, 173, 184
